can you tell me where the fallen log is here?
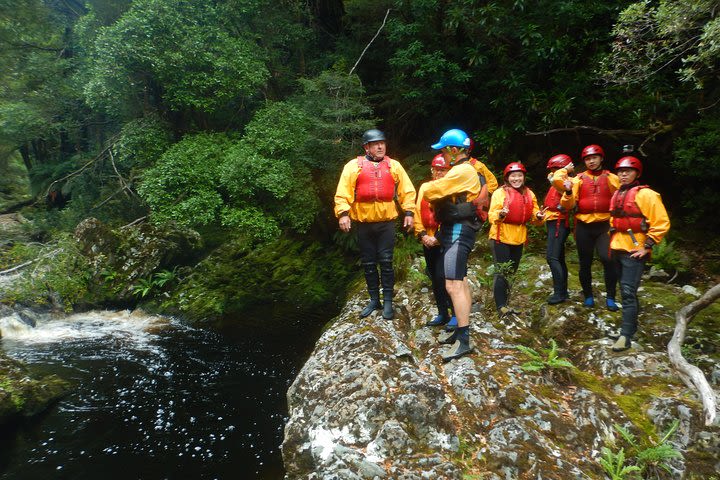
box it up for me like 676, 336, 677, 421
667, 283, 720, 426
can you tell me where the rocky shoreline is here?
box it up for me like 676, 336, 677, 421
282, 255, 720, 479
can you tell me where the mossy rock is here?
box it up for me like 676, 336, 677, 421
0, 353, 71, 426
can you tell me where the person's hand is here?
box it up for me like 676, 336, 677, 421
403, 215, 414, 232
536, 206, 548, 220
563, 179, 573, 191
421, 235, 438, 248
339, 216, 351, 232
499, 206, 509, 219
630, 247, 650, 259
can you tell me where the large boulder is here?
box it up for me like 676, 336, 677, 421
282, 255, 720, 479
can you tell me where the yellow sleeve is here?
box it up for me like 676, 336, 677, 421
414, 183, 427, 236
529, 190, 544, 226
333, 159, 358, 217
608, 173, 620, 193
638, 189, 670, 244
423, 163, 481, 202
391, 160, 417, 212
487, 188, 506, 225
551, 168, 569, 193
560, 176, 580, 211
476, 161, 499, 194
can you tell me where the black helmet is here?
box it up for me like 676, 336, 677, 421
362, 129, 386, 145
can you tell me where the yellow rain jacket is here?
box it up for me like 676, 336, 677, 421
470, 158, 499, 194
421, 162, 481, 204
334, 156, 416, 222
610, 188, 670, 252
488, 186, 543, 245
558, 170, 620, 223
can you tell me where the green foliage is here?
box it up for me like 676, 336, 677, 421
600, 420, 683, 479
649, 239, 689, 276
3, 235, 93, 311
83, 0, 270, 115
131, 268, 178, 298
515, 339, 575, 373
138, 133, 232, 228
600, 447, 642, 480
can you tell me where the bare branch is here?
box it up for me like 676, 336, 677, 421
349, 9, 391, 76
667, 283, 720, 426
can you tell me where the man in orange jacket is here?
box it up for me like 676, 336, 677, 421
608, 156, 670, 352
334, 129, 416, 320
558, 144, 620, 310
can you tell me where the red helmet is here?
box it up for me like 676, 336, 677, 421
547, 154, 572, 170
431, 154, 448, 169
615, 156, 643, 177
503, 162, 526, 178
581, 144, 604, 160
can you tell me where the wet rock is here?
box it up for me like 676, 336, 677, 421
283, 252, 720, 479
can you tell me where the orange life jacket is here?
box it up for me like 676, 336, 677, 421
355, 156, 395, 203
610, 185, 649, 233
496, 186, 533, 242
420, 199, 439, 231
577, 170, 613, 214
503, 186, 533, 225
468, 158, 490, 221
544, 187, 570, 237
543, 187, 567, 218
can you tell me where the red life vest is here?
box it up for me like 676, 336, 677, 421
577, 170, 613, 214
354, 156, 395, 202
420, 199, 439, 230
503, 186, 533, 225
468, 158, 490, 221
543, 187, 567, 218
610, 185, 649, 233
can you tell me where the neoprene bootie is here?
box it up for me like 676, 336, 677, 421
382, 296, 394, 319
360, 292, 381, 317
547, 292, 569, 305
606, 298, 619, 312
444, 316, 458, 332
426, 315, 450, 327
612, 335, 631, 352
583, 296, 595, 308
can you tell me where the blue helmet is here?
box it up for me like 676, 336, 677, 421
431, 129, 471, 150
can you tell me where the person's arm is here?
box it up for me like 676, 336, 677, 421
636, 189, 671, 256
392, 161, 416, 230
608, 172, 621, 193
530, 191, 546, 225
334, 161, 356, 217
478, 162, 499, 194
423, 164, 479, 202
487, 188, 506, 224
394, 161, 417, 213
559, 176, 579, 211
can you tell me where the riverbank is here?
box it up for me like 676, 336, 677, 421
282, 249, 720, 478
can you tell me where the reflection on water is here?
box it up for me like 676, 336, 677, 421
0, 305, 333, 479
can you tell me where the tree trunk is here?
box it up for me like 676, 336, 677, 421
667, 283, 720, 426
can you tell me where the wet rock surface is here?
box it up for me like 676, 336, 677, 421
283, 255, 720, 479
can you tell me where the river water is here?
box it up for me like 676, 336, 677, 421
0, 305, 333, 479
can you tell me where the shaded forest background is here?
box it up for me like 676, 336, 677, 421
2, 0, 720, 250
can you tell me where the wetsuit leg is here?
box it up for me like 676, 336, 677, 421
614, 251, 645, 339
546, 221, 570, 296
575, 220, 595, 299
490, 240, 523, 311
593, 221, 617, 299
425, 246, 450, 319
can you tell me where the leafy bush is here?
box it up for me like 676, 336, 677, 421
515, 339, 575, 373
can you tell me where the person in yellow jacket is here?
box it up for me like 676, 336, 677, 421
422, 129, 481, 362
488, 162, 545, 317
465, 142, 499, 221
608, 156, 670, 352
334, 129, 416, 320
557, 144, 620, 310
415, 154, 455, 328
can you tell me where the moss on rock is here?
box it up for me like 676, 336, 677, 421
0, 353, 71, 426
